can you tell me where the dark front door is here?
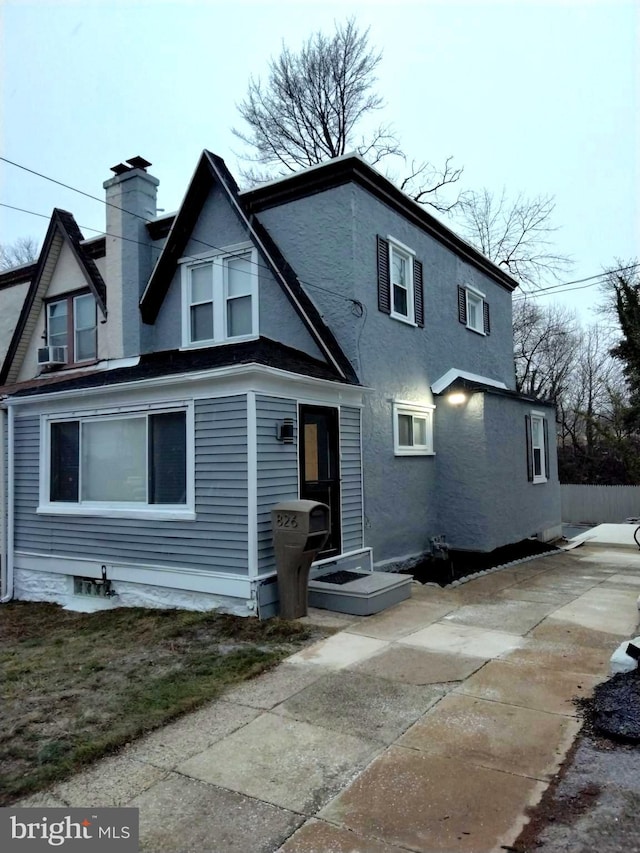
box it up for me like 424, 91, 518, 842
299, 405, 341, 557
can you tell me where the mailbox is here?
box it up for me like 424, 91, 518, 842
271, 500, 330, 619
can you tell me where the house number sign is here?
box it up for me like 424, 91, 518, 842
275, 513, 299, 528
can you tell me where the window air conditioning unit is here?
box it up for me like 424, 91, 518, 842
37, 345, 67, 366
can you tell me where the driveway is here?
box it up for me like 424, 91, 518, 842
17, 544, 639, 853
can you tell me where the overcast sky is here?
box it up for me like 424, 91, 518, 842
1, 0, 637, 322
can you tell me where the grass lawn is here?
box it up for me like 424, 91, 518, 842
0, 601, 323, 805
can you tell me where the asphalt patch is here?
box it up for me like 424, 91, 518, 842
591, 669, 640, 743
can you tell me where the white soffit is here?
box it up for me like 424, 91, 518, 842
431, 369, 508, 395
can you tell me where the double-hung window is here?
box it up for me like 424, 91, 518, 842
393, 402, 435, 456
183, 246, 258, 347
46, 292, 97, 362
526, 412, 549, 483
377, 236, 424, 327
43, 407, 193, 519
457, 285, 490, 335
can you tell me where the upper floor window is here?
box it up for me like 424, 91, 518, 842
377, 236, 424, 328
46, 292, 97, 363
393, 401, 435, 456
182, 246, 258, 347
526, 412, 549, 483
457, 285, 490, 335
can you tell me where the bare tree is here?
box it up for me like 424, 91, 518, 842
0, 236, 39, 270
233, 18, 463, 212
513, 300, 579, 401
455, 189, 572, 289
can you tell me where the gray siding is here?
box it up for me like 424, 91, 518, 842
340, 406, 363, 552
13, 396, 250, 574
150, 183, 326, 362
256, 396, 298, 574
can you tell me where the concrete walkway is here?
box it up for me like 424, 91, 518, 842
18, 545, 640, 853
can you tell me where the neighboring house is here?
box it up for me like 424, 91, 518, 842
0, 152, 561, 615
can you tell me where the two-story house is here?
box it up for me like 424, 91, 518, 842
0, 152, 561, 614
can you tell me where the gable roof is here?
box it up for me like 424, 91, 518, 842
0, 209, 107, 385
139, 151, 358, 383
242, 154, 519, 293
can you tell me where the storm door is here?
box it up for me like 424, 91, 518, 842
299, 405, 341, 557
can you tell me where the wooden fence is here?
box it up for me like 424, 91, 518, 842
561, 484, 640, 524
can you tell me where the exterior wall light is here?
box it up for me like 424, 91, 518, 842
276, 418, 295, 443
448, 392, 467, 405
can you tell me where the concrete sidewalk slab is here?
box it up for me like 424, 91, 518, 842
176, 711, 381, 814
498, 641, 610, 676
550, 587, 640, 635
130, 774, 303, 853
455, 659, 600, 716
319, 746, 546, 853
121, 700, 260, 770
350, 645, 486, 685
398, 620, 526, 657
569, 523, 640, 548
398, 692, 581, 781
530, 618, 632, 649
279, 819, 409, 853
441, 598, 554, 634
286, 632, 388, 669
603, 573, 640, 587
223, 662, 330, 710
272, 669, 442, 744
51, 754, 167, 807
344, 599, 455, 640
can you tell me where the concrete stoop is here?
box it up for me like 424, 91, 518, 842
308, 570, 413, 615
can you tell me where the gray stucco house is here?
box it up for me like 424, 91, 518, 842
0, 152, 561, 614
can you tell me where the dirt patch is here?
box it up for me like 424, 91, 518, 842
409, 538, 560, 586
0, 601, 329, 805
590, 669, 640, 743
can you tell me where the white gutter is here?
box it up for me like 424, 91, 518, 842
0, 404, 14, 602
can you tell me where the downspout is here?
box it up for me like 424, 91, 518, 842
0, 402, 14, 603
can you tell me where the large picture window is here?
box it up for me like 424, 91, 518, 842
182, 247, 258, 346
45, 409, 190, 516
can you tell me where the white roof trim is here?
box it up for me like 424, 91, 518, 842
431, 369, 509, 395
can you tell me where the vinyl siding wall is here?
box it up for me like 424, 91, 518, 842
256, 395, 298, 574
13, 395, 250, 575
340, 406, 363, 552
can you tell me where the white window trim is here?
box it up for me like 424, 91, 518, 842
464, 285, 486, 336
38, 402, 196, 520
530, 411, 547, 484
180, 243, 259, 348
388, 237, 416, 326
393, 401, 435, 456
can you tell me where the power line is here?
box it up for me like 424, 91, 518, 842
0, 201, 360, 307
2, 155, 638, 304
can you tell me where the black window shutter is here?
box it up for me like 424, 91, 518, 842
525, 415, 534, 482
377, 236, 391, 314
457, 286, 467, 324
413, 259, 424, 327
483, 302, 491, 335
543, 418, 550, 479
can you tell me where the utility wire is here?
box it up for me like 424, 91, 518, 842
2, 156, 637, 303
